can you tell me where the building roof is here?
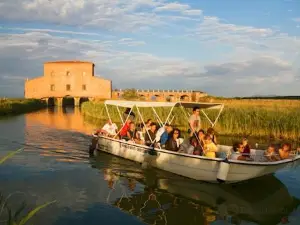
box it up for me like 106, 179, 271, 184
44, 60, 94, 64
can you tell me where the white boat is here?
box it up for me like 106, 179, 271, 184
92, 100, 300, 183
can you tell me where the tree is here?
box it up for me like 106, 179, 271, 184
122, 89, 139, 100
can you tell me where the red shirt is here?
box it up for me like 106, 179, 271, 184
120, 123, 130, 137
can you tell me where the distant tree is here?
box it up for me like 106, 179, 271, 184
122, 89, 139, 100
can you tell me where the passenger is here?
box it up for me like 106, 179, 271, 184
144, 122, 157, 146
242, 137, 251, 157
197, 129, 205, 147
119, 119, 131, 140
278, 143, 292, 160
155, 123, 169, 143
189, 107, 201, 136
207, 127, 217, 144
203, 135, 218, 158
159, 124, 173, 148
126, 122, 142, 144
143, 119, 152, 133
230, 142, 251, 161
165, 128, 181, 152
178, 137, 197, 154
264, 144, 280, 161
100, 119, 118, 137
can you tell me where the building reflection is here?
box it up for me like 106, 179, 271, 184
25, 107, 97, 135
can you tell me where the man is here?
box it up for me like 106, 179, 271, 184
155, 124, 172, 146
145, 122, 157, 146
100, 119, 118, 137
189, 106, 201, 135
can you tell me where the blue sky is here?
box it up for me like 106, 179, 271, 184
0, 0, 299, 97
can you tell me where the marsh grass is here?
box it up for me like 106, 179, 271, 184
0, 149, 56, 224
0, 98, 46, 117
81, 100, 300, 141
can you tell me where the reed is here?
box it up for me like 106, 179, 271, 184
0, 149, 56, 225
81, 100, 300, 141
0, 98, 46, 117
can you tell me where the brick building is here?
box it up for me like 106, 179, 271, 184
25, 61, 112, 105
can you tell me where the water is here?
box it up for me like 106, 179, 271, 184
0, 107, 300, 225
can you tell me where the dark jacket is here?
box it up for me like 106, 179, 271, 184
165, 138, 179, 152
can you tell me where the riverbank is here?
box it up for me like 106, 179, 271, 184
0, 98, 47, 117
81, 99, 300, 141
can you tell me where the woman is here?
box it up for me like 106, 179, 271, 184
126, 122, 142, 144
165, 128, 181, 152
207, 127, 217, 144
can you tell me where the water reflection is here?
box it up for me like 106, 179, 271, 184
89, 152, 300, 225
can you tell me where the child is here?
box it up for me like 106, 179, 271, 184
242, 138, 251, 157
264, 144, 279, 161
203, 135, 218, 158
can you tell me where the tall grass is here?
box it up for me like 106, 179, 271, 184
0, 98, 46, 117
0, 149, 56, 224
81, 100, 300, 141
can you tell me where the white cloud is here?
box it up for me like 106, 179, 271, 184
0, 0, 201, 31
0, 30, 299, 97
292, 18, 300, 22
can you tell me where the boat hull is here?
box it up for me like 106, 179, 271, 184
95, 136, 300, 183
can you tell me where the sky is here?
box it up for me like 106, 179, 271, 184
0, 0, 299, 97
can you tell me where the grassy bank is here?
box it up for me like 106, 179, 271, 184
0, 98, 46, 117
81, 99, 300, 141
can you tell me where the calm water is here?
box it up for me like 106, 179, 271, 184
0, 107, 300, 225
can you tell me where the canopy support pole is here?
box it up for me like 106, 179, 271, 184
164, 106, 175, 125
136, 106, 156, 147
212, 105, 224, 127
151, 107, 163, 127
201, 110, 214, 127
105, 103, 112, 122
116, 106, 124, 124
113, 106, 134, 139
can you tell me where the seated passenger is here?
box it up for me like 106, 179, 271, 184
119, 119, 131, 140
242, 138, 251, 156
165, 128, 181, 152
144, 119, 152, 132
230, 142, 251, 161
100, 119, 118, 137
203, 135, 218, 158
178, 137, 197, 154
156, 124, 173, 147
197, 129, 205, 147
155, 123, 169, 142
144, 122, 157, 146
264, 144, 280, 161
207, 127, 217, 144
126, 122, 142, 144
278, 143, 292, 160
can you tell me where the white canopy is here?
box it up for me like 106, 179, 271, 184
104, 100, 224, 109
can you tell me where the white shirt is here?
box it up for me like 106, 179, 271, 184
155, 127, 165, 142
102, 123, 118, 135
230, 152, 241, 160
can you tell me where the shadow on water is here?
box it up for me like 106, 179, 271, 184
0, 107, 300, 225
89, 152, 300, 225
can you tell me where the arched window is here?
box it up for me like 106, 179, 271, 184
66, 71, 70, 76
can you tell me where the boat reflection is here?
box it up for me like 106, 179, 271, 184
90, 152, 300, 225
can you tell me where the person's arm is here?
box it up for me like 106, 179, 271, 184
237, 155, 248, 160
127, 131, 132, 139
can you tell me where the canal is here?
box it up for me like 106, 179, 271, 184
0, 107, 300, 225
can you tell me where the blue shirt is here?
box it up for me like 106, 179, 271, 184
160, 131, 169, 145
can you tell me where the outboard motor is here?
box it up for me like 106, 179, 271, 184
216, 158, 230, 183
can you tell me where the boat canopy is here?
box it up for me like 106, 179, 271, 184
104, 100, 223, 110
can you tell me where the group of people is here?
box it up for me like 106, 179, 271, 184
96, 106, 297, 162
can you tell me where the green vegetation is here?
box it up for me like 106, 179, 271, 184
122, 89, 139, 100
0, 98, 46, 117
0, 149, 56, 224
81, 100, 300, 141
